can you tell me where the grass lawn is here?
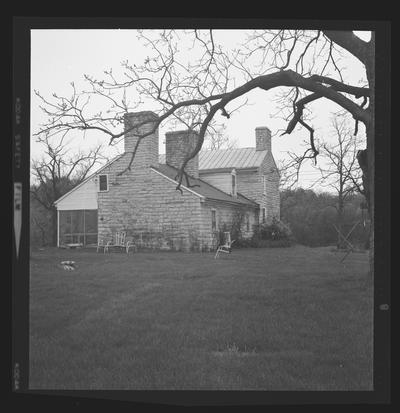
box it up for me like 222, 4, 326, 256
29, 245, 373, 390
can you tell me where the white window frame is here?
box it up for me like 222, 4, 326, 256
262, 175, 266, 195
98, 174, 109, 192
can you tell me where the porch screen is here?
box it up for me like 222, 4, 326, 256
59, 209, 98, 246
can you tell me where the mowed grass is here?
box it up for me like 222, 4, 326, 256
29, 245, 373, 390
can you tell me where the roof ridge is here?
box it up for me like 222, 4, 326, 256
200, 146, 257, 152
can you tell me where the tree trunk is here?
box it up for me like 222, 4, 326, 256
337, 196, 345, 249
366, 123, 374, 277
365, 34, 375, 278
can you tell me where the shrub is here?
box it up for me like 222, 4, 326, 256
234, 237, 292, 248
258, 218, 294, 242
217, 217, 293, 249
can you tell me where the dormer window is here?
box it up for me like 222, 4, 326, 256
231, 169, 237, 197
98, 174, 109, 192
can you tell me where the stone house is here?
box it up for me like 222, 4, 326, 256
54, 111, 280, 251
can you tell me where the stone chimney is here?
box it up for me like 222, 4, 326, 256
255, 127, 272, 152
165, 130, 199, 178
123, 111, 159, 167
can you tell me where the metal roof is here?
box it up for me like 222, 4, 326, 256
153, 164, 259, 207
159, 147, 267, 170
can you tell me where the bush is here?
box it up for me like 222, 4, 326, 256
258, 218, 294, 241
216, 217, 293, 250
234, 237, 292, 249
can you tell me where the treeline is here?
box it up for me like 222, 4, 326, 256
280, 188, 370, 248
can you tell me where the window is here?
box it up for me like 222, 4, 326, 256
231, 169, 237, 196
98, 174, 108, 192
262, 175, 266, 194
246, 214, 250, 232
211, 209, 217, 231
262, 207, 266, 223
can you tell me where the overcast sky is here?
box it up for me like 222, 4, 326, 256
30, 29, 370, 190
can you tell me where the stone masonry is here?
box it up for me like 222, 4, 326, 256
124, 111, 159, 166
255, 126, 272, 152
97, 153, 204, 251
95, 110, 278, 251
165, 130, 200, 178
200, 199, 258, 248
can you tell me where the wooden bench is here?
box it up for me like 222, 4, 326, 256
65, 243, 83, 249
97, 231, 136, 254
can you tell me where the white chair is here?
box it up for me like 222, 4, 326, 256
99, 231, 136, 254
96, 238, 105, 253
214, 232, 236, 259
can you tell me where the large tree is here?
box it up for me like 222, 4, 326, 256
34, 29, 376, 261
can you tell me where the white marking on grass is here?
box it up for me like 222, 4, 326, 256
212, 343, 257, 357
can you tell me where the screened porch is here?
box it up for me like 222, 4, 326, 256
58, 209, 98, 247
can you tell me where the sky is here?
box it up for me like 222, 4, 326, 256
30, 29, 370, 190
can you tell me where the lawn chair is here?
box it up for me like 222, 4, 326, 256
96, 238, 105, 253
98, 231, 136, 254
214, 232, 236, 259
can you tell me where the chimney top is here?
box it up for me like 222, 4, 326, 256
124, 111, 158, 120
165, 129, 197, 136
123, 111, 159, 163
255, 126, 272, 152
165, 129, 199, 178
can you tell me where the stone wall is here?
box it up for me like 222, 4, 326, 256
97, 156, 203, 251
199, 199, 258, 249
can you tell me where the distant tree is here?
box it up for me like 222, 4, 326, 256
204, 125, 237, 150
280, 188, 369, 247
317, 113, 365, 248
31, 134, 106, 246
278, 111, 365, 248
282, 189, 334, 246
30, 194, 51, 247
